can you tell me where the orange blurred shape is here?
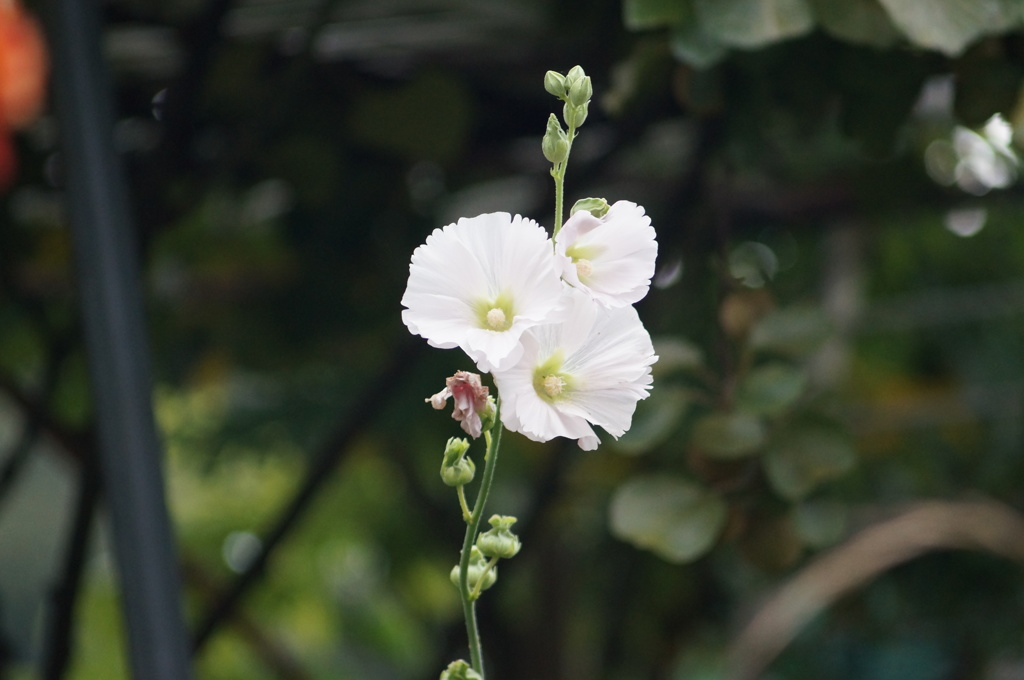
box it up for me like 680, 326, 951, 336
0, 0, 48, 130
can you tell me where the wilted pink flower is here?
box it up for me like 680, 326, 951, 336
427, 371, 493, 438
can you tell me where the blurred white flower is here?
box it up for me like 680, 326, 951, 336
555, 200, 657, 307
401, 213, 564, 372
493, 286, 656, 450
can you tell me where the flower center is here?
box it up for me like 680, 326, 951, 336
532, 350, 572, 403
474, 292, 514, 331
541, 375, 566, 397
486, 307, 506, 329
574, 258, 593, 279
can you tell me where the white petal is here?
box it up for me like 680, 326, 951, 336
555, 200, 658, 307
401, 213, 564, 372
492, 288, 657, 449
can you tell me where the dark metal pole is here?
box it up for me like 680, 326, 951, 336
47, 1, 194, 678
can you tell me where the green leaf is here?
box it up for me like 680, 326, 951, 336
612, 386, 691, 455
653, 337, 705, 374
808, 0, 902, 48
750, 305, 832, 356
874, 0, 1020, 56
694, 0, 813, 49
609, 475, 727, 563
794, 500, 848, 548
764, 423, 857, 500
623, 0, 693, 30
728, 241, 778, 289
669, 11, 728, 69
737, 363, 807, 416
692, 411, 765, 459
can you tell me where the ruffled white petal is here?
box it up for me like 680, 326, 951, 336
493, 287, 657, 450
555, 200, 658, 308
401, 213, 564, 372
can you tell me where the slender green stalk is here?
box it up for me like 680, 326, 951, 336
457, 408, 504, 677
457, 486, 471, 523
551, 123, 576, 237
553, 164, 565, 236
469, 557, 500, 601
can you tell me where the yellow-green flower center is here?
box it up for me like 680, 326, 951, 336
565, 244, 602, 282
532, 350, 572, 402
474, 292, 514, 331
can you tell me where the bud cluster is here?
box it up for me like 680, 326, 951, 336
541, 65, 593, 165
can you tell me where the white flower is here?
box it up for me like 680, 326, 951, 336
401, 213, 564, 372
555, 200, 658, 307
492, 286, 656, 450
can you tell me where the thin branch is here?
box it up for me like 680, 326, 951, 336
181, 557, 312, 680
41, 446, 100, 680
727, 499, 1024, 680
0, 370, 90, 463
191, 336, 424, 651
0, 327, 76, 509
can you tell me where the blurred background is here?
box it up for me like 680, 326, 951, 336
3, 0, 1024, 678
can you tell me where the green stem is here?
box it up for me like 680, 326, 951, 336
458, 406, 504, 677
551, 124, 576, 238
553, 165, 565, 236
457, 485, 471, 523
469, 556, 501, 601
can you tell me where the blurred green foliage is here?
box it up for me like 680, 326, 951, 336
2, 0, 1024, 679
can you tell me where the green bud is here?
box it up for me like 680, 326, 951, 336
567, 74, 592, 109
477, 515, 522, 559
565, 65, 586, 90
542, 113, 569, 164
440, 660, 482, 680
569, 197, 610, 218
450, 546, 497, 593
544, 70, 567, 99
441, 456, 475, 486
441, 437, 475, 486
478, 396, 497, 434
564, 100, 589, 129
442, 437, 470, 462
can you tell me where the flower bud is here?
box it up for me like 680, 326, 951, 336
544, 70, 566, 99
567, 74, 592, 109
478, 396, 497, 434
565, 65, 586, 90
443, 436, 470, 461
542, 113, 569, 164
441, 455, 475, 487
440, 660, 482, 680
450, 546, 497, 592
564, 100, 589, 129
476, 515, 521, 559
441, 437, 475, 486
569, 197, 610, 218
